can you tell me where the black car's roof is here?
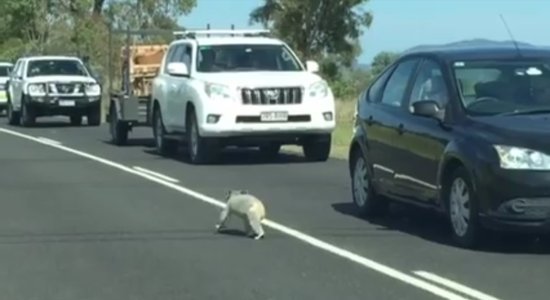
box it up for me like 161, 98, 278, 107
402, 44, 550, 62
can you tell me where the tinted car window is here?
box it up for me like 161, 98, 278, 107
196, 44, 302, 72
453, 59, 550, 115
380, 59, 419, 107
367, 65, 395, 102
27, 59, 88, 77
0, 66, 12, 77
409, 59, 449, 109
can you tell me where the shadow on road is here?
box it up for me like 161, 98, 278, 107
331, 202, 550, 254
0, 228, 277, 245
101, 138, 155, 148
142, 146, 312, 166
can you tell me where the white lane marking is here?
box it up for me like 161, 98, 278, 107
132, 166, 179, 183
36, 137, 62, 145
0, 128, 479, 300
414, 271, 501, 300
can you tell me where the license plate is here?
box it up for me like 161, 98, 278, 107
260, 111, 288, 122
58, 100, 75, 107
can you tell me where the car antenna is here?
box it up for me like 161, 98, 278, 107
499, 13, 522, 56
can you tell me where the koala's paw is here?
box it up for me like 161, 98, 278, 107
253, 233, 265, 240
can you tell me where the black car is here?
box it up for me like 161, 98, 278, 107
348, 44, 550, 248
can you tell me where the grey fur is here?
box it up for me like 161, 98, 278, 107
216, 190, 266, 239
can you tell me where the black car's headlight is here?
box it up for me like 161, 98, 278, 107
494, 145, 550, 170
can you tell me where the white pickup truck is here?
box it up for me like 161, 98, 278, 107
150, 29, 336, 164
6, 55, 102, 127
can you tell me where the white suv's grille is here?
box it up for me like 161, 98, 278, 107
241, 87, 302, 105
47, 83, 83, 94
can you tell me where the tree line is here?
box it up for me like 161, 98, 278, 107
0, 0, 399, 100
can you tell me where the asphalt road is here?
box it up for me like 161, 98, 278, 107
0, 116, 549, 300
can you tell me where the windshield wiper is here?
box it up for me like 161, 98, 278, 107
498, 108, 550, 116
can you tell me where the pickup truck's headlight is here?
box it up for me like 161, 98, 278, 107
308, 81, 329, 98
205, 82, 231, 100
85, 83, 101, 95
27, 83, 46, 95
494, 145, 550, 170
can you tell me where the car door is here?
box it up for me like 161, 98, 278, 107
361, 58, 421, 195
169, 42, 193, 130
9, 60, 25, 108
392, 58, 453, 203
165, 44, 184, 129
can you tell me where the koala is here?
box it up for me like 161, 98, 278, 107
215, 190, 266, 240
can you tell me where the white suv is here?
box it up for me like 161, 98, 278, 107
151, 29, 336, 164
6, 55, 102, 127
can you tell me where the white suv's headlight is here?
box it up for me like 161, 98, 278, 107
85, 83, 101, 95
308, 81, 329, 98
204, 82, 231, 100
494, 145, 550, 170
27, 83, 46, 95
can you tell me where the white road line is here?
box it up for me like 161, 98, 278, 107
36, 137, 62, 145
0, 127, 481, 300
132, 166, 179, 183
414, 271, 501, 300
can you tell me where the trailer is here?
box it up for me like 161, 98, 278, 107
106, 27, 175, 145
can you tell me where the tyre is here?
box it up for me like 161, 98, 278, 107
350, 148, 388, 217
87, 105, 101, 126
303, 134, 331, 162
70, 115, 83, 126
19, 98, 36, 127
109, 105, 128, 145
445, 166, 482, 249
152, 107, 179, 156
7, 101, 20, 125
186, 110, 218, 164
259, 143, 281, 158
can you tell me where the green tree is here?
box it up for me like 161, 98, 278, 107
249, 0, 373, 68
370, 51, 400, 77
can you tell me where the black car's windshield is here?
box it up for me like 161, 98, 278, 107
453, 59, 550, 116
196, 44, 303, 72
27, 59, 89, 77
0, 66, 11, 77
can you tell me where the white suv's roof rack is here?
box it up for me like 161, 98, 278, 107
173, 28, 271, 39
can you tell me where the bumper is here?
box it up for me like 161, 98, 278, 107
198, 100, 336, 138
477, 167, 550, 233
25, 95, 100, 116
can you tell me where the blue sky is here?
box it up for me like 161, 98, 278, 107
179, 0, 550, 63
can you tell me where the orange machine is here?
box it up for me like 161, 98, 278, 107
122, 44, 168, 96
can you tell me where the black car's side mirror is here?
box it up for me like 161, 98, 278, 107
411, 100, 442, 119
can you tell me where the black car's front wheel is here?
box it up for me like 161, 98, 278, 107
446, 166, 482, 249
350, 148, 388, 217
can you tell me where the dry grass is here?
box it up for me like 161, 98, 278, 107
282, 99, 356, 160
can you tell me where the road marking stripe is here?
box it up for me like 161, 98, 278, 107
0, 127, 485, 300
36, 137, 62, 145
414, 271, 501, 300
132, 166, 179, 183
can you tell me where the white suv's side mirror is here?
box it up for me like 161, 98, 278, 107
305, 60, 319, 73
167, 62, 189, 77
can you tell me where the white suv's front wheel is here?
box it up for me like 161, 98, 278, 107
186, 110, 218, 164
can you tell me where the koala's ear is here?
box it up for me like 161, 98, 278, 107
224, 190, 232, 198
240, 189, 249, 194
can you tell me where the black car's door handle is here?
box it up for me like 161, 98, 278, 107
396, 123, 404, 134
367, 115, 374, 125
